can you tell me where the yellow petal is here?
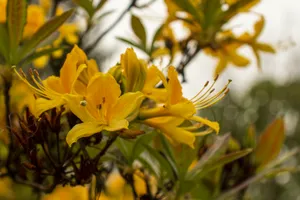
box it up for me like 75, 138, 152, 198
144, 117, 195, 148
121, 48, 147, 92
63, 95, 97, 122
110, 92, 144, 121
167, 66, 183, 105
254, 16, 265, 39
87, 72, 121, 114
168, 100, 196, 118
35, 97, 65, 116
214, 55, 228, 77
133, 173, 147, 197
144, 65, 162, 88
105, 119, 129, 132
66, 122, 103, 146
33, 55, 49, 69
60, 45, 88, 92
254, 43, 276, 53
43, 76, 65, 94
191, 115, 220, 133
228, 51, 250, 67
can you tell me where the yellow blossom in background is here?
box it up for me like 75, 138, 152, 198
39, 0, 52, 14
64, 72, 144, 146
99, 170, 156, 200
0, 0, 7, 23
15, 45, 99, 116
33, 46, 51, 69
0, 176, 14, 200
55, 7, 79, 46
42, 185, 88, 200
23, 4, 46, 39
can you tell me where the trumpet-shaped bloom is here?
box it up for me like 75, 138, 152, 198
121, 48, 147, 92
64, 72, 144, 146
120, 48, 167, 102
140, 66, 229, 134
14, 45, 99, 116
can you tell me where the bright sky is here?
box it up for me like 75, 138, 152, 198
98, 0, 300, 100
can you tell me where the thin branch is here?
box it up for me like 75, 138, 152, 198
85, 0, 138, 54
93, 135, 117, 165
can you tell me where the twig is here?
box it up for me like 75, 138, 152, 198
85, 0, 138, 54
93, 135, 117, 165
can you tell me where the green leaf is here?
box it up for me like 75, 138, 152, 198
254, 118, 285, 168
131, 15, 147, 47
173, 0, 203, 24
18, 9, 74, 62
7, 0, 27, 62
158, 134, 178, 178
96, 0, 108, 11
194, 149, 252, 179
19, 46, 68, 66
185, 133, 231, 180
0, 24, 9, 61
73, 0, 95, 18
143, 144, 175, 180
150, 24, 163, 53
116, 37, 147, 52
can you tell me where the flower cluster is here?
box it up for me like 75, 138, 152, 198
15, 45, 230, 148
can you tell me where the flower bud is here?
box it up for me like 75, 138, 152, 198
121, 48, 147, 92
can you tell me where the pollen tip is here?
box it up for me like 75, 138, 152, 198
11, 65, 16, 69
214, 74, 219, 81
29, 68, 34, 76
225, 89, 230, 95
33, 69, 40, 77
210, 88, 215, 94
19, 69, 26, 78
228, 79, 232, 83
204, 81, 209, 87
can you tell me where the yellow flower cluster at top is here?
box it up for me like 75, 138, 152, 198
14, 45, 230, 148
0, 0, 78, 68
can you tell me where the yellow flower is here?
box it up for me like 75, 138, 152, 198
42, 185, 88, 200
99, 169, 156, 199
32, 45, 51, 69
64, 72, 144, 146
205, 42, 250, 76
53, 7, 79, 48
0, 0, 7, 23
14, 45, 99, 116
120, 48, 167, 102
23, 5, 46, 39
140, 67, 230, 147
39, 0, 52, 14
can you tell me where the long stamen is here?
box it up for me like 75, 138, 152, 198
190, 81, 209, 102
194, 128, 213, 136
195, 89, 229, 110
195, 80, 231, 106
194, 79, 231, 109
191, 75, 219, 103
13, 67, 61, 99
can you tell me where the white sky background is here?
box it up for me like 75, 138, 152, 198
96, 0, 300, 101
